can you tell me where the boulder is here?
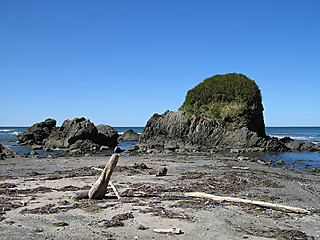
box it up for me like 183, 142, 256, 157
118, 129, 140, 142
280, 138, 320, 151
96, 124, 118, 148
18, 117, 119, 154
0, 144, 20, 159
45, 117, 98, 149
18, 118, 56, 145
139, 110, 286, 152
70, 139, 100, 152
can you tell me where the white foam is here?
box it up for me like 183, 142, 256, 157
0, 129, 11, 132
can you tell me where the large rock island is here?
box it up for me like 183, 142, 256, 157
140, 73, 320, 153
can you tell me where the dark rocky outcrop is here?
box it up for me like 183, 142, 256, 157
118, 129, 140, 142
45, 117, 97, 149
18, 118, 57, 146
139, 110, 286, 152
96, 124, 118, 148
0, 144, 20, 159
280, 137, 320, 151
18, 117, 119, 153
140, 73, 320, 153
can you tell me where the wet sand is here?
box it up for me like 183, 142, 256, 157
0, 153, 319, 239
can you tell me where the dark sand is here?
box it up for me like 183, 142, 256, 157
0, 153, 319, 239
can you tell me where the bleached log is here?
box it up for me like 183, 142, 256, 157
153, 228, 182, 234
88, 154, 119, 199
185, 192, 310, 214
91, 167, 121, 199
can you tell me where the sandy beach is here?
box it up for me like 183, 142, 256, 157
0, 153, 319, 240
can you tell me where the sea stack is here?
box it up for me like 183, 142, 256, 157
140, 73, 285, 152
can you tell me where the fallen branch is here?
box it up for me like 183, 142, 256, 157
298, 182, 320, 200
153, 228, 182, 234
232, 166, 249, 170
185, 192, 310, 214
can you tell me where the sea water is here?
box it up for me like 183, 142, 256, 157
263, 127, 320, 173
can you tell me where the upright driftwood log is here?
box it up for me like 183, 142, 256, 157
88, 154, 119, 199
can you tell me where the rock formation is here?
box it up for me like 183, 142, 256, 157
117, 129, 140, 142
139, 110, 285, 152
18, 117, 119, 153
0, 144, 20, 159
140, 73, 319, 153
18, 118, 56, 146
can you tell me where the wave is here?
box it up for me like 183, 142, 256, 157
269, 134, 320, 142
0, 129, 11, 132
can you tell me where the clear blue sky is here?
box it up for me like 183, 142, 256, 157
1, 0, 319, 127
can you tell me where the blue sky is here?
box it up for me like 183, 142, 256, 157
1, 0, 319, 127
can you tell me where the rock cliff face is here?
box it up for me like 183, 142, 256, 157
139, 110, 285, 152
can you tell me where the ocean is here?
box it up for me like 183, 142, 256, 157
0, 126, 319, 173
262, 127, 320, 173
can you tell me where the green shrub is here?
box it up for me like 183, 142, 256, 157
180, 73, 262, 124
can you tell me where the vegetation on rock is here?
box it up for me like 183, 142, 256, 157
179, 73, 263, 126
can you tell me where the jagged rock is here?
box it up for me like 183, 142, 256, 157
45, 117, 97, 149
140, 110, 286, 152
280, 138, 320, 151
19, 117, 119, 154
0, 144, 20, 159
124, 145, 139, 153
118, 129, 140, 142
96, 124, 118, 148
70, 139, 100, 152
18, 118, 56, 145
31, 145, 43, 150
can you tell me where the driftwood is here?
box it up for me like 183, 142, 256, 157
91, 167, 121, 199
298, 182, 320, 200
232, 166, 249, 170
88, 154, 119, 199
185, 192, 310, 214
147, 167, 167, 176
153, 228, 182, 234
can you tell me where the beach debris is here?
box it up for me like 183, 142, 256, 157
132, 162, 150, 170
53, 221, 69, 227
153, 228, 183, 234
232, 166, 249, 170
185, 192, 311, 214
72, 154, 119, 199
298, 181, 320, 199
88, 154, 119, 199
147, 167, 167, 176
137, 224, 148, 230
100, 212, 134, 228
